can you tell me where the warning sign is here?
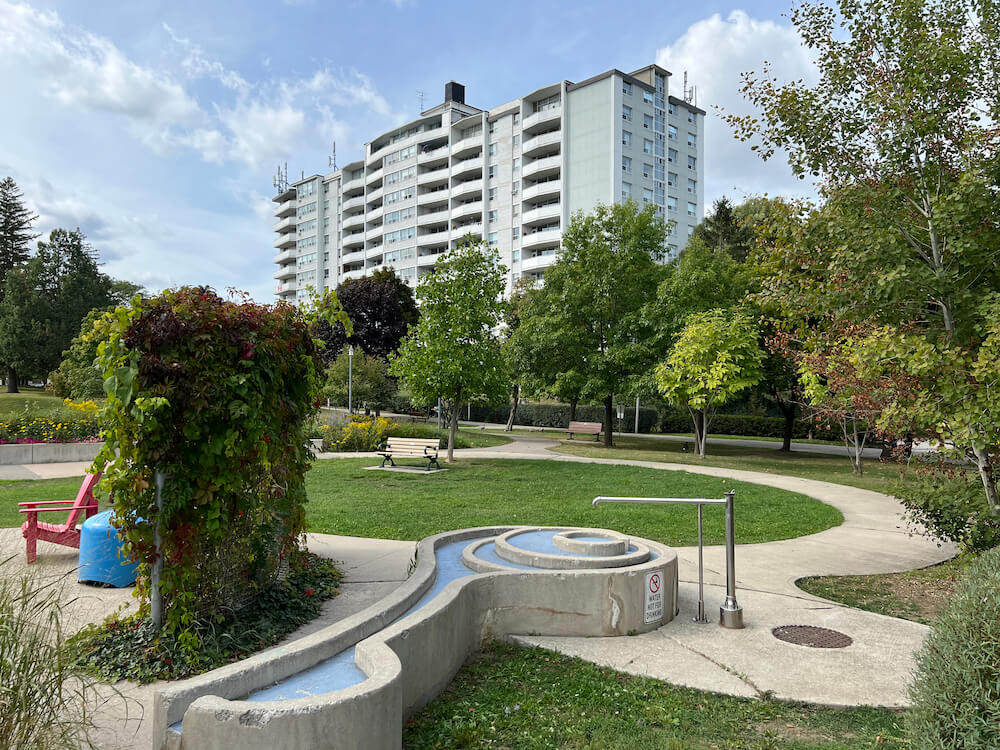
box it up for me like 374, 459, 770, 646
644, 570, 664, 624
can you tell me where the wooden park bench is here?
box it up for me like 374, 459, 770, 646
378, 437, 442, 471
19, 470, 102, 564
567, 421, 602, 441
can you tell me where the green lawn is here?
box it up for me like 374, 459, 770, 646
553, 435, 913, 496
0, 389, 75, 420
0, 458, 841, 546
404, 641, 907, 749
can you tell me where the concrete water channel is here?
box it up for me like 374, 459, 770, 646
155, 526, 679, 749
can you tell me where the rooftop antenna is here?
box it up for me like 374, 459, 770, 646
683, 72, 696, 105
417, 90, 425, 113
328, 140, 337, 170
272, 161, 289, 193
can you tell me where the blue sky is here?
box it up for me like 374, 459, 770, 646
0, 0, 818, 300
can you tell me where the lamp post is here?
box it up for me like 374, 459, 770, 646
348, 345, 354, 415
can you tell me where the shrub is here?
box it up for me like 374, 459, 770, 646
322, 416, 396, 452
898, 461, 1000, 553
659, 410, 846, 442
467, 402, 659, 432
907, 547, 1000, 748
94, 287, 323, 647
0, 568, 97, 749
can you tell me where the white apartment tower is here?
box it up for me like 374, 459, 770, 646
273, 64, 705, 302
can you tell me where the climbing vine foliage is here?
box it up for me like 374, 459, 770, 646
92, 288, 323, 646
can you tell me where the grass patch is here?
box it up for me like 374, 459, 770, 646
69, 551, 341, 683
404, 641, 906, 749
0, 390, 77, 420
302, 458, 839, 545
552, 435, 914, 496
797, 554, 971, 625
0, 460, 841, 546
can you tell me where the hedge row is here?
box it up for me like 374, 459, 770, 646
658, 411, 848, 442
467, 403, 659, 433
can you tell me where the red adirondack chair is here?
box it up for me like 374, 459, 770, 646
19, 471, 102, 564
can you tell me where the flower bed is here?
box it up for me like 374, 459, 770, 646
0, 416, 100, 444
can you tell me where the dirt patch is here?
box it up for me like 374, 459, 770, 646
756, 719, 838, 743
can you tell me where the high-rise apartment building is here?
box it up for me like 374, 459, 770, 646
273, 64, 705, 302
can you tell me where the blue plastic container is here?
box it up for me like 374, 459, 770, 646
78, 509, 139, 587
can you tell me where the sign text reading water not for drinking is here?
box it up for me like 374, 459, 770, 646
644, 570, 664, 624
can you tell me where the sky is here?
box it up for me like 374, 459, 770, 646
0, 0, 820, 301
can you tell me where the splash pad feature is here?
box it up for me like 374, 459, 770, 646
154, 526, 679, 749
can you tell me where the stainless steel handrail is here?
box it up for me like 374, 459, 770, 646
592, 490, 743, 629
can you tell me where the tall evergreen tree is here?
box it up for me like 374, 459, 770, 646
689, 197, 753, 262
0, 177, 38, 392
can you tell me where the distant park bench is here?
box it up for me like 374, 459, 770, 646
567, 421, 602, 441
378, 437, 442, 471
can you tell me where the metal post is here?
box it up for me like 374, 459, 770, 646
634, 395, 640, 434
348, 345, 354, 415
693, 503, 707, 623
151, 470, 166, 630
719, 490, 743, 628
436, 397, 442, 430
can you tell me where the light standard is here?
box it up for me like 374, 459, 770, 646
348, 345, 354, 415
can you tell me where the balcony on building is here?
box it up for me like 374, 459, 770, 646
272, 249, 296, 265
273, 198, 296, 218
450, 134, 482, 159
342, 248, 365, 266
274, 233, 296, 250
273, 215, 297, 234
365, 225, 384, 242
273, 264, 296, 280
417, 164, 449, 188
450, 177, 483, 200
342, 231, 365, 250
451, 154, 484, 179
521, 223, 561, 250
523, 154, 561, 180
343, 194, 365, 212
417, 141, 449, 167
272, 186, 296, 205
522, 176, 561, 202
342, 212, 365, 231
417, 206, 449, 228
521, 200, 561, 227
450, 198, 483, 221
521, 129, 561, 158
520, 250, 558, 271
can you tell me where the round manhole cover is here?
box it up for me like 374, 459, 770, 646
772, 625, 853, 649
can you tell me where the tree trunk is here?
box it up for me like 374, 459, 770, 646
689, 407, 708, 457
779, 401, 796, 452
6, 366, 18, 394
603, 394, 614, 447
447, 385, 462, 463
971, 445, 1000, 517
569, 400, 577, 422
505, 383, 519, 432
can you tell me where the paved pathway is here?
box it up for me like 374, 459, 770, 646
0, 432, 955, 747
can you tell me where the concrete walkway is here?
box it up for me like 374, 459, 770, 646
0, 432, 955, 747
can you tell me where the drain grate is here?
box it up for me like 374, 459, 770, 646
772, 625, 853, 649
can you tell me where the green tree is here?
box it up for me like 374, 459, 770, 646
47, 309, 107, 399
539, 200, 668, 446
0, 177, 38, 393
730, 0, 1000, 510
655, 310, 763, 457
312, 268, 418, 365
0, 229, 116, 383
322, 349, 394, 414
690, 197, 754, 262
389, 242, 508, 461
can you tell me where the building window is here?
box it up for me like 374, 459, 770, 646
489, 187, 498, 201
688, 225, 694, 237
622, 105, 632, 121
512, 180, 520, 193
668, 125, 677, 140
487, 231, 498, 246
489, 210, 498, 224
621, 181, 631, 201
512, 227, 520, 239
668, 196, 677, 211
513, 134, 520, 146
622, 130, 632, 147
489, 121, 496, 134
489, 142, 498, 156
643, 113, 653, 129
688, 111, 696, 124
642, 187, 653, 204
622, 80, 633, 95
687, 201, 697, 217
667, 172, 677, 187
513, 157, 520, 172
642, 90, 653, 105
488, 166, 497, 179
512, 205, 519, 217
668, 102, 676, 115
668, 148, 678, 163
622, 156, 632, 173
688, 155, 697, 170
643, 138, 653, 154
513, 113, 519, 125
688, 178, 697, 193
642, 162, 653, 178
688, 133, 697, 147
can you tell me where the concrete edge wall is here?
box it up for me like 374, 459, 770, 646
0, 441, 103, 465
161, 527, 677, 749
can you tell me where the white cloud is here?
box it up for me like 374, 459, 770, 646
0, 1, 200, 139
656, 10, 820, 206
